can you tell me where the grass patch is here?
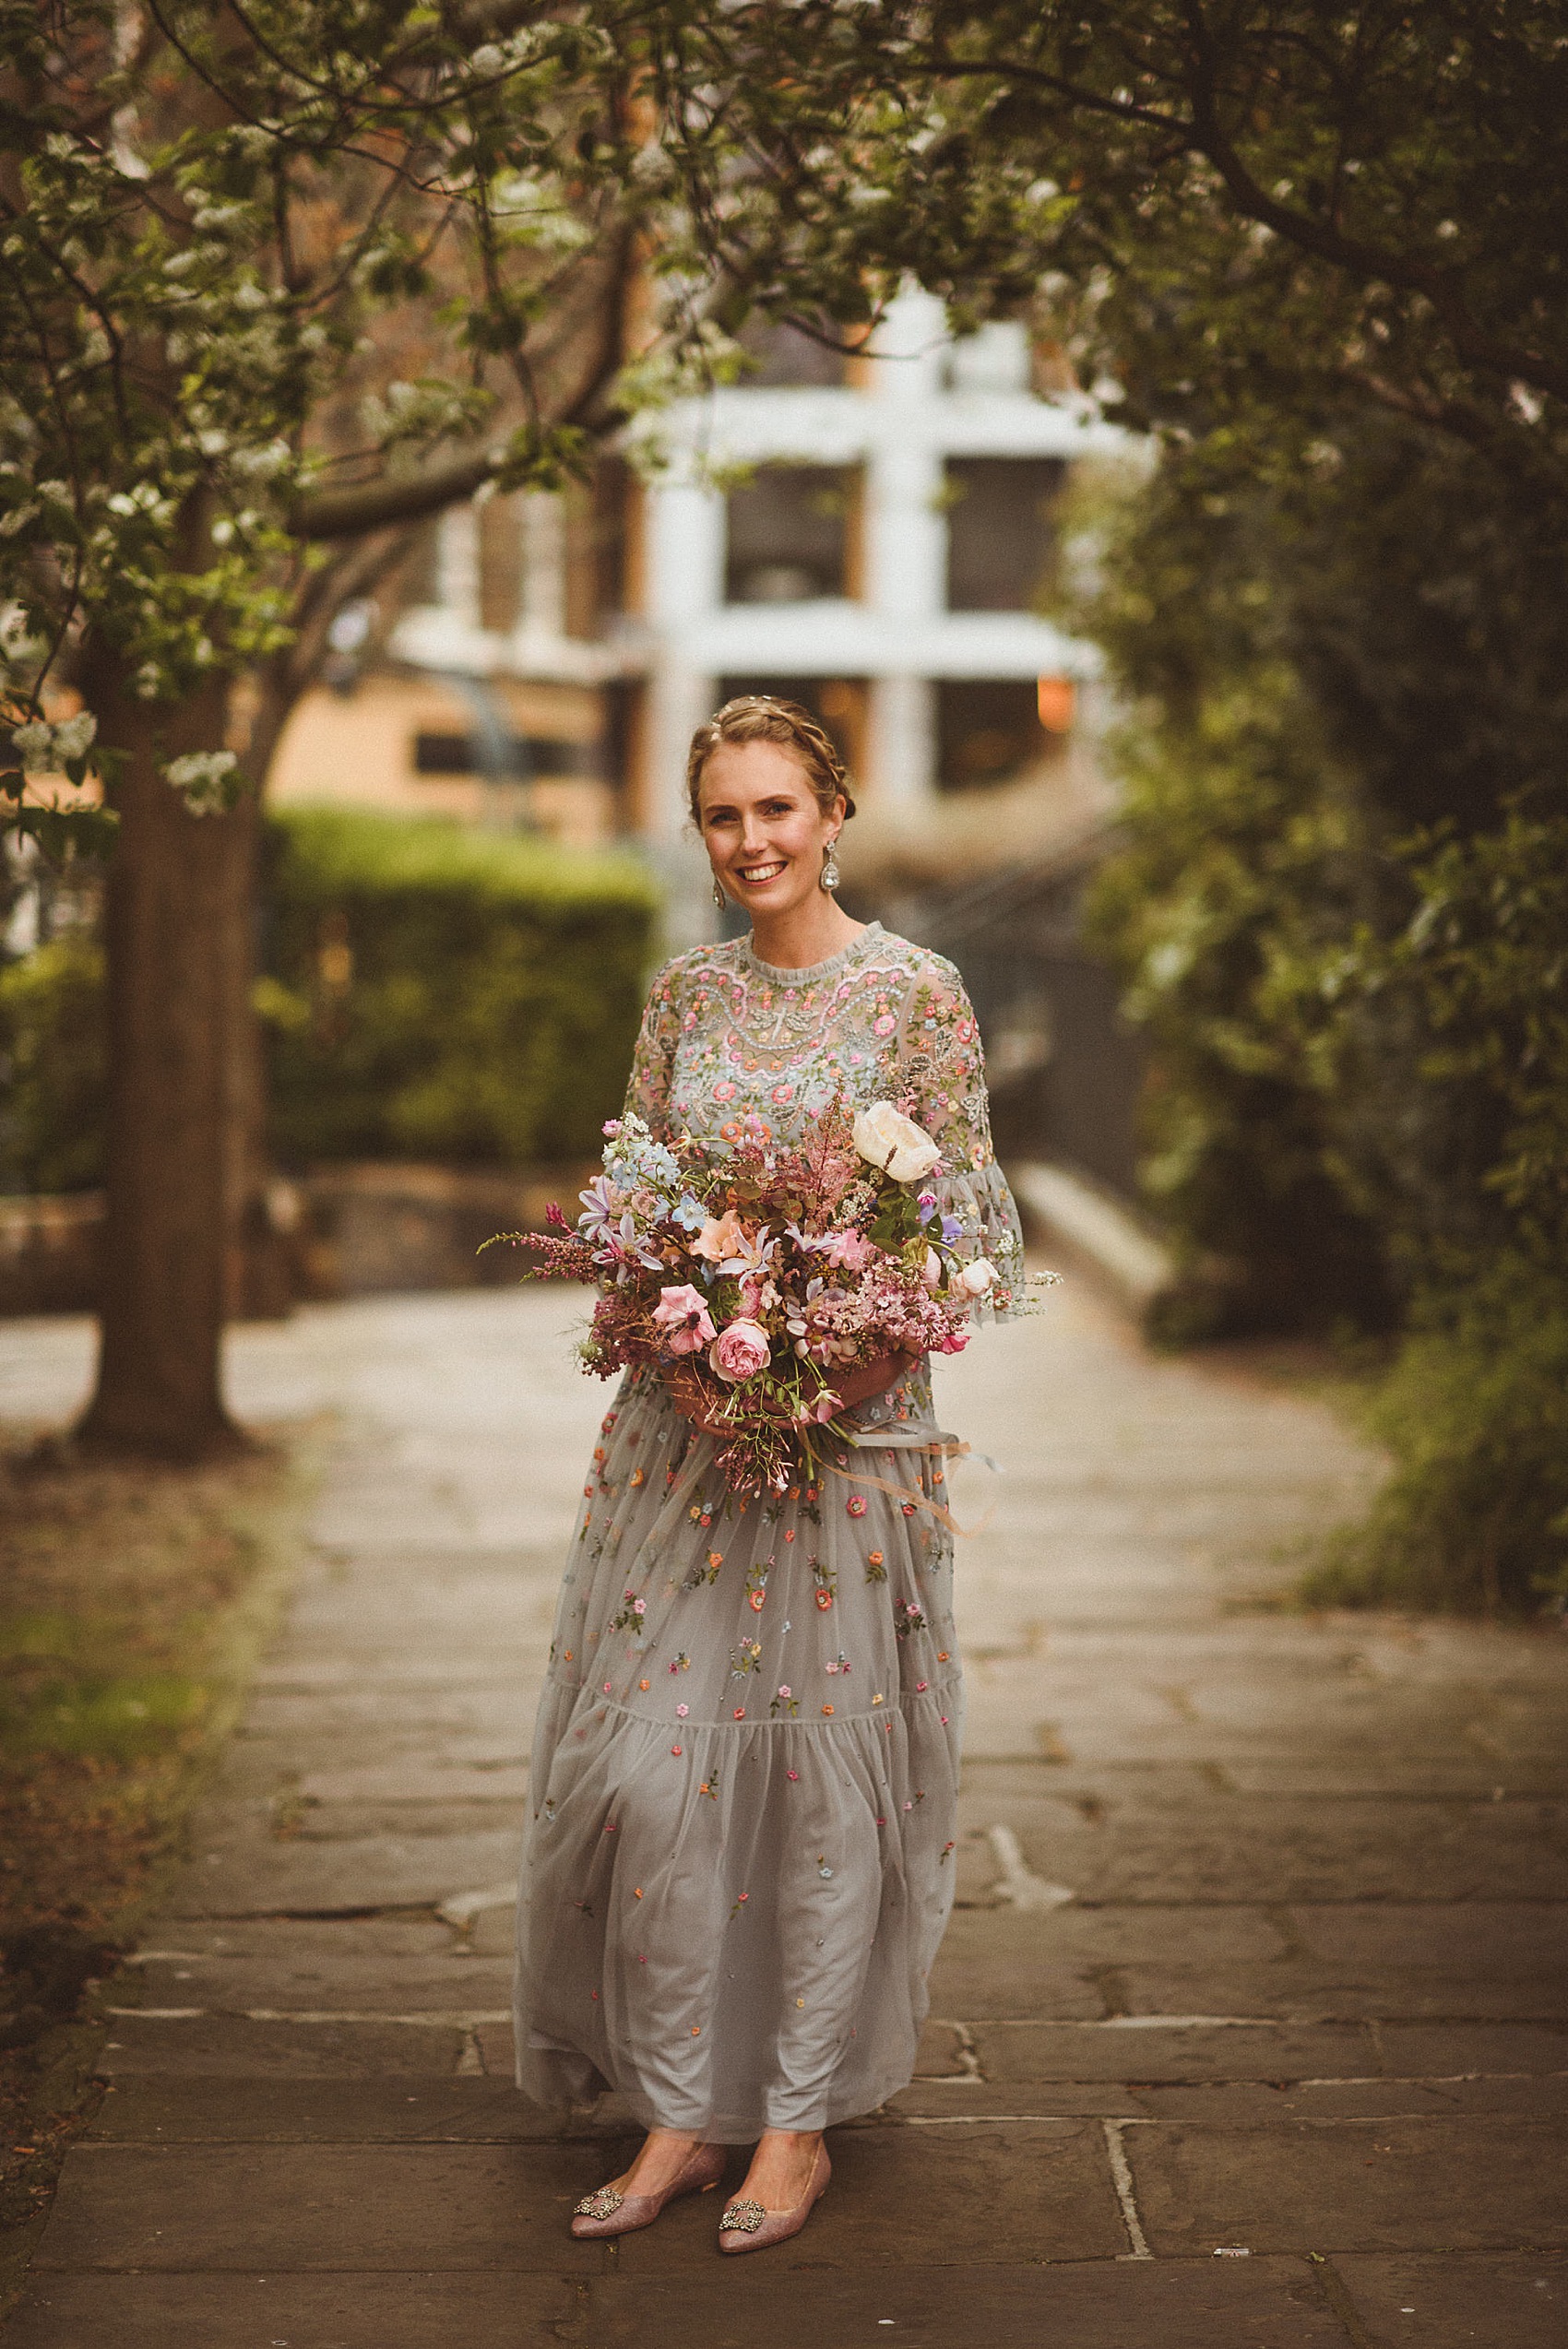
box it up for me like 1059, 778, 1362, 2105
0, 1429, 311, 2294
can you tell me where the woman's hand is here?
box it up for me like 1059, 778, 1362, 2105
662, 1350, 920, 1434
814, 1350, 921, 1413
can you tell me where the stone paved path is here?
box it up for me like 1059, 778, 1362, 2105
5, 1276, 1567, 2347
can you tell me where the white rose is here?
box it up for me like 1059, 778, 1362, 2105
958, 1258, 997, 1297
852, 1100, 942, 1185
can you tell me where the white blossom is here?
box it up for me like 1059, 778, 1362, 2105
164, 748, 238, 813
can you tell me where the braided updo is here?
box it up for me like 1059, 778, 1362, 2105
686, 695, 856, 825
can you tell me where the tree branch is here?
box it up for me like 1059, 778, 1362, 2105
289, 445, 504, 540
918, 29, 1568, 409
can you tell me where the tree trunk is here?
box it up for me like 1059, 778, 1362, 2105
77, 653, 257, 1458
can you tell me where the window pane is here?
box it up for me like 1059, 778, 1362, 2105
725, 466, 860, 603
936, 680, 1062, 792
944, 457, 1064, 612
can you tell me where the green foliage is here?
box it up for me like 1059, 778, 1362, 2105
262, 808, 659, 1166
1066, 457, 1396, 1337
0, 1, 821, 841
1301, 1261, 1568, 1616
0, 937, 106, 1194
0, 815, 657, 1182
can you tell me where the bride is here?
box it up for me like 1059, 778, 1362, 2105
514, 694, 1023, 2251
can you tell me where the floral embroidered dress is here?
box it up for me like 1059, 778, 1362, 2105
514, 921, 1023, 2141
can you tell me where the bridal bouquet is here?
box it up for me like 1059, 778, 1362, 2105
503, 1092, 1013, 1497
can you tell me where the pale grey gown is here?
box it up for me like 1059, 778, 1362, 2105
514, 922, 1023, 2140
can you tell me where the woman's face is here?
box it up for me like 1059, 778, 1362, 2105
697, 739, 844, 919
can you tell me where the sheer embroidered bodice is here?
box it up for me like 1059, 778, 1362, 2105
623, 922, 1023, 1301
514, 926, 1022, 2141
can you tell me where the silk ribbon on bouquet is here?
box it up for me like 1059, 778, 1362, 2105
823, 1423, 1001, 1537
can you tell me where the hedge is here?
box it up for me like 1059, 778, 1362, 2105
0, 808, 660, 1188
0, 934, 107, 1194
261, 807, 659, 1167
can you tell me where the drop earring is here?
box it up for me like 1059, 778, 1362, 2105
712, 877, 727, 909
820, 840, 840, 893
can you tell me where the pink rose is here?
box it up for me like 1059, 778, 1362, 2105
653, 1283, 716, 1355
708, 1317, 772, 1383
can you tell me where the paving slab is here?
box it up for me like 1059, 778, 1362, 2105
966, 2020, 1379, 2084
1115, 1963, 1568, 2023
95, 2018, 469, 2077
162, 1823, 524, 1917
1334, 2251, 1567, 2347
30, 2143, 605, 2273
86, 2077, 567, 2144
957, 1789, 1568, 1903
6, 2272, 582, 2348
576, 2257, 1357, 2348
1123, 2115, 1568, 2255
1287, 1903, 1568, 1974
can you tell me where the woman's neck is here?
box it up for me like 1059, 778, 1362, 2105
745, 895, 865, 971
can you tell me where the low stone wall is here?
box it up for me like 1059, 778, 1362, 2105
0, 1164, 595, 1319
0, 1192, 102, 1315
295, 1162, 596, 1300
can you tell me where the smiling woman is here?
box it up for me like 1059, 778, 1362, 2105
686, 697, 861, 972
512, 694, 1026, 2259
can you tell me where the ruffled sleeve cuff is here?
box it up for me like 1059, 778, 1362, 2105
935, 1158, 1027, 1323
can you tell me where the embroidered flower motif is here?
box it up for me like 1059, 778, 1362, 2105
676, 1702, 689, 1717
787, 1768, 800, 1780
846, 1496, 868, 1518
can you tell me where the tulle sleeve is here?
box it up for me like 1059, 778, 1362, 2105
898, 959, 1027, 1320
623, 958, 683, 1139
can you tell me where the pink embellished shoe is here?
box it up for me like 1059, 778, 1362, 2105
719, 2142, 832, 2254
570, 2138, 727, 2239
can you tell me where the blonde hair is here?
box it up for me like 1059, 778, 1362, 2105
686, 695, 856, 825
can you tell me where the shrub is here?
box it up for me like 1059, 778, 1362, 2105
0, 935, 107, 1193
261, 806, 659, 1166
1302, 1259, 1568, 1615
